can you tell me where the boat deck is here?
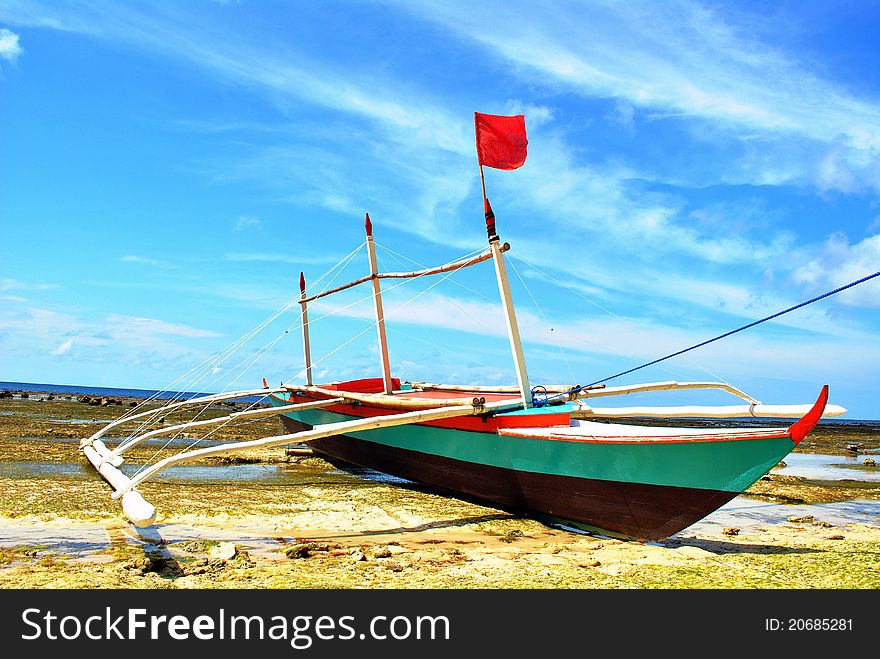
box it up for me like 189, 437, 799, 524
500, 419, 790, 443
394, 389, 520, 404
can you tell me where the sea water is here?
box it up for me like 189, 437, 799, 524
0, 381, 266, 403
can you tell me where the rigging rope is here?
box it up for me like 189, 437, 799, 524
507, 256, 578, 385
119, 241, 369, 438
132, 243, 487, 473
538, 269, 880, 406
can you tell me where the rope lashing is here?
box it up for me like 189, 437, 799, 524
530, 385, 549, 407
532, 269, 880, 407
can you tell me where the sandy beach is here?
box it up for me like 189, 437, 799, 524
1, 391, 879, 589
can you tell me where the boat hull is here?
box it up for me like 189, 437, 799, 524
276, 403, 795, 540
281, 415, 742, 539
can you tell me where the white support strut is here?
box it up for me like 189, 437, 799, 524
109, 397, 345, 459
299, 272, 313, 386
80, 386, 287, 447
576, 380, 762, 404
365, 214, 394, 395
573, 402, 848, 419
491, 240, 532, 408
111, 397, 522, 503
299, 244, 507, 304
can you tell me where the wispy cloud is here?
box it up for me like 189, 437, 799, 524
5, 3, 469, 152
0, 2, 478, 240
0, 305, 228, 388
50, 337, 74, 355
792, 232, 880, 308
314, 287, 880, 389
403, 0, 880, 192
234, 215, 260, 231
0, 27, 22, 63
120, 255, 174, 268
105, 314, 221, 339
0, 307, 221, 343
0, 277, 58, 291
224, 252, 341, 266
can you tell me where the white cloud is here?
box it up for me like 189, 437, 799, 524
50, 338, 74, 355
313, 287, 880, 393
504, 100, 555, 128
234, 215, 260, 231
105, 314, 222, 339
0, 307, 221, 343
0, 28, 22, 63
403, 0, 880, 192
224, 252, 341, 266
606, 100, 635, 129
792, 232, 880, 308
0, 305, 236, 390
0, 4, 471, 153
120, 255, 173, 268
492, 130, 795, 269
0, 278, 58, 291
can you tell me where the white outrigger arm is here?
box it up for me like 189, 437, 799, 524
80, 385, 521, 528
408, 379, 847, 419
570, 380, 847, 419
78, 386, 279, 526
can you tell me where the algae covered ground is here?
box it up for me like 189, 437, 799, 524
1, 393, 879, 589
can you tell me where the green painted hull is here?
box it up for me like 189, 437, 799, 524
268, 389, 809, 539
285, 404, 794, 494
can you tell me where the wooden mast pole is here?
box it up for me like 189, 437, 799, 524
365, 213, 394, 395
481, 164, 532, 408
299, 272, 313, 386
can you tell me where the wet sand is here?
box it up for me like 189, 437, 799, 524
1, 393, 879, 589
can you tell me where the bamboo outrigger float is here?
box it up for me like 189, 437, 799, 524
81, 112, 848, 539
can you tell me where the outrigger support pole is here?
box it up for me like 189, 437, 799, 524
110, 397, 523, 510
108, 397, 345, 459
80, 386, 289, 448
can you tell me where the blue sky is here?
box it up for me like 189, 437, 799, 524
1, 1, 879, 418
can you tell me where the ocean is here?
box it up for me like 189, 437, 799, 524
1, 381, 878, 429
0, 381, 266, 403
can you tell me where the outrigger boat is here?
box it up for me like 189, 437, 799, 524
81, 113, 846, 540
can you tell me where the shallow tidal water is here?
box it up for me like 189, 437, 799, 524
679, 498, 880, 537
2, 391, 880, 589
774, 452, 880, 482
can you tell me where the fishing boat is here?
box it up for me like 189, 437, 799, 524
80, 112, 847, 540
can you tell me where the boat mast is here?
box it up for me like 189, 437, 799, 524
481, 169, 532, 408
365, 213, 394, 394
299, 272, 313, 386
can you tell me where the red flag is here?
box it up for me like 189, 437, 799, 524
474, 112, 528, 170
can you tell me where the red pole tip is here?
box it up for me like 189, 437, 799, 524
365, 212, 373, 237
299, 272, 306, 294
484, 197, 497, 240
